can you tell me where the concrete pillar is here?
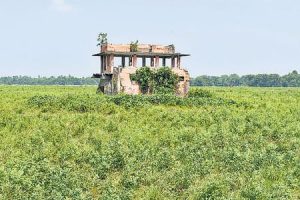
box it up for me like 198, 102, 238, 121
171, 57, 175, 68
142, 57, 146, 67
150, 57, 154, 67
176, 56, 181, 68
101, 56, 104, 73
155, 56, 159, 67
103, 55, 107, 71
109, 54, 114, 72
129, 56, 133, 66
132, 55, 137, 67
162, 58, 166, 66
105, 54, 113, 73
121, 56, 125, 67
106, 55, 110, 70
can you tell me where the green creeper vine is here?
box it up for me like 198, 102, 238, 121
131, 67, 179, 94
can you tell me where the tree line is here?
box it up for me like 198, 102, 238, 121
0, 75, 99, 85
191, 70, 300, 87
0, 70, 299, 87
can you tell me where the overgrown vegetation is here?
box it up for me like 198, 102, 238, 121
130, 67, 153, 94
131, 67, 179, 94
0, 85, 299, 199
27, 92, 237, 110
188, 87, 214, 98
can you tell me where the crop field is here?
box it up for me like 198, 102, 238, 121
0, 86, 299, 199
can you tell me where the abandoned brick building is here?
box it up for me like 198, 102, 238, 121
92, 43, 190, 96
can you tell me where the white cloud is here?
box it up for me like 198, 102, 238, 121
52, 0, 74, 12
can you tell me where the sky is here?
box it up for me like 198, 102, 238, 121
0, 0, 299, 77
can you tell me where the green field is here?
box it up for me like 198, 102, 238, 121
0, 86, 299, 199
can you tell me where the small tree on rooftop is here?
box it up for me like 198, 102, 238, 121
168, 44, 175, 52
97, 33, 108, 46
130, 40, 139, 52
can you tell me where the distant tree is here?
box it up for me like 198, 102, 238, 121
281, 70, 300, 87
228, 74, 240, 86
0, 76, 99, 85
292, 70, 298, 75
190, 70, 300, 87
1, 70, 300, 87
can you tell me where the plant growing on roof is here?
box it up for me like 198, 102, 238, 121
168, 44, 175, 52
130, 40, 139, 52
97, 33, 108, 46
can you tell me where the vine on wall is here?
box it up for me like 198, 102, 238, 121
131, 67, 179, 94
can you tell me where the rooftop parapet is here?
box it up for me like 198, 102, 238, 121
101, 44, 175, 54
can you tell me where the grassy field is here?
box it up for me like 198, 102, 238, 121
0, 86, 299, 199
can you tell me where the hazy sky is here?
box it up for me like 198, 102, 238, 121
0, 0, 299, 77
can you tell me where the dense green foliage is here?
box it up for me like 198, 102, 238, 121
130, 67, 154, 94
1, 70, 300, 87
0, 86, 299, 199
152, 67, 179, 94
0, 75, 98, 85
131, 67, 179, 94
191, 70, 300, 87
27, 91, 237, 110
188, 88, 214, 98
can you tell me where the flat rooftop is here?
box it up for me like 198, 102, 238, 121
92, 52, 190, 58
93, 43, 190, 58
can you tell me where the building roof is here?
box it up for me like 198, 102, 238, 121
92, 51, 190, 58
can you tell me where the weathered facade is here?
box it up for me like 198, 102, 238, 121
92, 43, 190, 96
